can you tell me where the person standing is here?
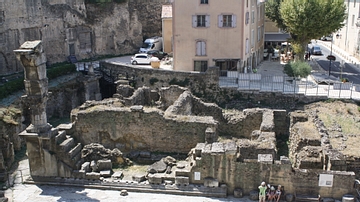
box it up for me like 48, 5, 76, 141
258, 181, 267, 202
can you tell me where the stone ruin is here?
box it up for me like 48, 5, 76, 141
12, 40, 359, 200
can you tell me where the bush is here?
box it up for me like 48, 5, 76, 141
0, 63, 76, 100
283, 61, 312, 78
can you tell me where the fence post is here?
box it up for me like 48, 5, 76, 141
339, 83, 342, 98
316, 84, 319, 96
327, 83, 330, 97
293, 78, 296, 95
350, 83, 353, 99
305, 77, 308, 95
282, 76, 285, 92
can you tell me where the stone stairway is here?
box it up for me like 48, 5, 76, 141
53, 127, 83, 172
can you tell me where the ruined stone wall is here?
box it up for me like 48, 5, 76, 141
0, 0, 167, 75
71, 103, 217, 153
0, 107, 25, 182
188, 146, 355, 198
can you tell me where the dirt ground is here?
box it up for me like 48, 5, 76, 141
304, 99, 360, 158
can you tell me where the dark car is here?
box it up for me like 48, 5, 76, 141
311, 46, 322, 55
146, 50, 168, 60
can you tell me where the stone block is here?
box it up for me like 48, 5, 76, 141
234, 188, 243, 198
195, 143, 205, 158
211, 142, 224, 154
175, 176, 189, 186
112, 171, 124, 179
164, 180, 173, 185
130, 105, 144, 112
90, 160, 97, 172
147, 160, 167, 174
97, 160, 112, 171
147, 174, 162, 184
100, 170, 112, 178
249, 190, 259, 200
81, 162, 91, 172
73, 170, 86, 179
224, 141, 237, 155
285, 193, 294, 202
132, 174, 146, 182
85, 172, 101, 180
205, 127, 217, 143
280, 156, 291, 164
120, 190, 128, 196
204, 177, 219, 187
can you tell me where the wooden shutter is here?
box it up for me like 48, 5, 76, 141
196, 41, 201, 55
201, 41, 206, 55
192, 15, 197, 27
205, 15, 210, 27
218, 15, 223, 27
232, 15, 237, 27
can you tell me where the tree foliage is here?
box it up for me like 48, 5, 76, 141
284, 61, 312, 78
265, 0, 346, 60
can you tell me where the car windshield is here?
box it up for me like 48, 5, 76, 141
141, 42, 152, 49
314, 47, 321, 50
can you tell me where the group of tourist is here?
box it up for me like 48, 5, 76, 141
258, 182, 282, 202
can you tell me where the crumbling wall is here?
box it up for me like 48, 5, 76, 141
185, 142, 355, 198
0, 107, 25, 182
71, 102, 217, 153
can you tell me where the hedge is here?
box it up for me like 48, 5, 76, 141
0, 63, 76, 100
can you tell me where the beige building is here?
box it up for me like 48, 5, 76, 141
172, 0, 266, 73
162, 5, 173, 53
332, 0, 360, 62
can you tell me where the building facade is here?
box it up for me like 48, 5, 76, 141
333, 0, 360, 62
172, 0, 265, 73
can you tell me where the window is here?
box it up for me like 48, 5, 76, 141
194, 61, 208, 72
352, 14, 355, 26
245, 38, 249, 54
257, 26, 260, 41
251, 10, 255, 23
196, 41, 206, 56
246, 0, 248, 8
245, 12, 249, 24
218, 15, 237, 27
192, 15, 210, 27
251, 29, 254, 47
200, 0, 208, 4
222, 15, 232, 27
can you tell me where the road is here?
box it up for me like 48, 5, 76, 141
309, 41, 360, 84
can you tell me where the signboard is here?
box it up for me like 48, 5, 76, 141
258, 154, 273, 162
327, 55, 336, 61
318, 174, 333, 187
194, 172, 201, 181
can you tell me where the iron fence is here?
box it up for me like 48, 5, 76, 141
219, 72, 360, 100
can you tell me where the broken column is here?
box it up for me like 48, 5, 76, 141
14, 41, 58, 177
14, 40, 51, 134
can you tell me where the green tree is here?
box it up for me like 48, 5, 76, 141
265, 0, 346, 60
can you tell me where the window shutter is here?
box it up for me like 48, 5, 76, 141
218, 15, 223, 27
205, 15, 210, 27
201, 41, 206, 55
232, 15, 237, 27
245, 12, 249, 24
192, 15, 197, 27
196, 41, 201, 55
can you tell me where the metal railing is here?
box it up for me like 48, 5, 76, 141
219, 72, 360, 100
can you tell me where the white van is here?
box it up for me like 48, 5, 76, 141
139, 36, 163, 53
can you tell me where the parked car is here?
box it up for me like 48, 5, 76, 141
311, 46, 322, 55
147, 50, 168, 60
130, 53, 151, 65
321, 35, 332, 41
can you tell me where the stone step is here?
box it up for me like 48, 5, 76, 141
59, 138, 75, 152
295, 195, 319, 202
71, 151, 82, 164
55, 130, 67, 145
68, 143, 82, 159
